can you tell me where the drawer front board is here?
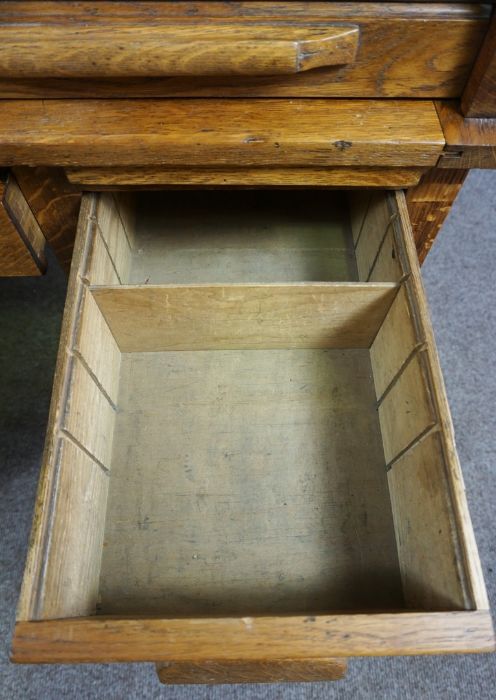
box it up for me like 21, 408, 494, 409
0, 2, 489, 98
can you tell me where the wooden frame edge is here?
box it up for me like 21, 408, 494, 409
11, 612, 494, 664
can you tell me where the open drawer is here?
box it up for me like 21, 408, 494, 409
12, 189, 493, 673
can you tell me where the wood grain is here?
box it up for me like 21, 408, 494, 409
406, 168, 468, 263
0, 24, 359, 78
435, 101, 496, 169
90, 284, 398, 352
0, 2, 488, 98
15, 194, 120, 621
461, 14, 496, 118
0, 176, 46, 276
388, 432, 469, 610
66, 166, 427, 189
12, 612, 495, 663
12, 166, 80, 272
0, 100, 445, 168
391, 191, 490, 612
156, 658, 347, 684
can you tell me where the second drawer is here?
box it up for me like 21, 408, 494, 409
12, 189, 493, 667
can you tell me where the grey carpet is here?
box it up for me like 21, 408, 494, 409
1, 171, 495, 699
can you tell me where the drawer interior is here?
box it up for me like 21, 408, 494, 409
19, 189, 480, 625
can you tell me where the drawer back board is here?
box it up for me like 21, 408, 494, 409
12, 189, 493, 663
0, 2, 490, 98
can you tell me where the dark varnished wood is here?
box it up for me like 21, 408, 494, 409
406, 168, 468, 264
435, 101, 496, 169
65, 166, 427, 189
156, 658, 348, 684
12, 167, 80, 272
461, 14, 496, 118
0, 174, 46, 276
0, 24, 360, 78
0, 2, 489, 98
0, 99, 445, 169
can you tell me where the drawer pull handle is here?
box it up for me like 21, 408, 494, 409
0, 24, 360, 78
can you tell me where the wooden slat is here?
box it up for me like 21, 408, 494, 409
461, 14, 496, 118
377, 351, 436, 465
388, 432, 468, 611
15, 193, 120, 621
370, 285, 419, 400
435, 101, 496, 169
12, 166, 80, 272
0, 176, 46, 276
90, 284, 398, 352
156, 658, 347, 684
392, 191, 490, 611
354, 191, 393, 281
35, 437, 109, 619
0, 2, 488, 98
0, 100, 445, 168
11, 612, 495, 663
74, 288, 121, 405
66, 166, 427, 189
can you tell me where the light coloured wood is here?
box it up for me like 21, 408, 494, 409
35, 437, 109, 619
12, 611, 495, 663
66, 166, 427, 189
354, 191, 393, 282
99, 348, 401, 615
378, 346, 436, 466
388, 432, 468, 610
95, 193, 132, 284
90, 284, 398, 353
16, 193, 121, 621
0, 24, 359, 78
156, 658, 347, 684
367, 224, 403, 283
85, 228, 120, 287
348, 191, 370, 245
0, 176, 46, 276
0, 2, 488, 98
370, 285, 419, 400
74, 288, 121, 406
0, 100, 445, 168
391, 191, 490, 611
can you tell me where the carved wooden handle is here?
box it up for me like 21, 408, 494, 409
0, 24, 360, 78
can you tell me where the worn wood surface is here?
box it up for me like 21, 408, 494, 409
91, 284, 397, 353
156, 658, 347, 684
15, 194, 121, 621
388, 432, 469, 610
0, 100, 445, 168
12, 612, 495, 663
12, 166, 80, 272
0, 24, 359, 78
99, 348, 401, 615
461, 14, 496, 118
66, 166, 427, 189
0, 175, 46, 276
0, 2, 488, 98
406, 168, 468, 263
391, 191, 490, 612
435, 101, 496, 169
